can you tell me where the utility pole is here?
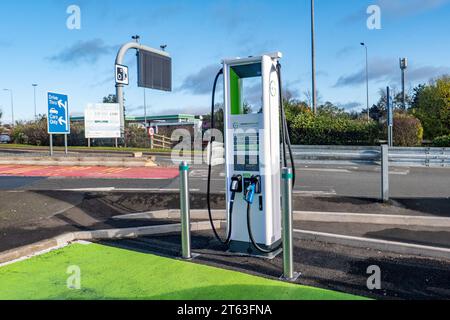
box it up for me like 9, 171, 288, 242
360, 43, 370, 121
400, 58, 408, 110
3, 89, 14, 126
311, 0, 317, 114
32, 84, 38, 120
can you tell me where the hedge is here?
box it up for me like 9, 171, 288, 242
288, 110, 380, 146
433, 135, 450, 147
11, 117, 154, 148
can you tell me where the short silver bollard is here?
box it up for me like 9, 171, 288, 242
281, 168, 300, 282
179, 161, 192, 260
381, 145, 389, 202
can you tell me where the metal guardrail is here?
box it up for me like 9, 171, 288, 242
206, 144, 450, 167
291, 146, 450, 167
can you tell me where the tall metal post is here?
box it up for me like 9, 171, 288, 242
360, 43, 370, 121
281, 168, 300, 281
32, 84, 38, 120
400, 58, 408, 110
365, 46, 370, 121
180, 161, 192, 260
311, 0, 317, 114
3, 89, 14, 126
381, 145, 389, 202
144, 89, 147, 128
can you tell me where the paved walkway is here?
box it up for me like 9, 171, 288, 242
0, 165, 179, 180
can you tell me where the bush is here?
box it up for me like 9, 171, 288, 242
11, 117, 50, 146
433, 135, 450, 147
388, 113, 424, 147
287, 107, 380, 145
10, 117, 153, 148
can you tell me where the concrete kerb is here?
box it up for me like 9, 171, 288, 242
294, 229, 450, 260
0, 156, 157, 168
0, 221, 222, 266
113, 209, 450, 228
1, 217, 449, 267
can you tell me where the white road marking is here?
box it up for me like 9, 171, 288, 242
59, 187, 200, 192
293, 190, 337, 196
390, 169, 410, 176
299, 168, 352, 173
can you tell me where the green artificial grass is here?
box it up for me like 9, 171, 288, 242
0, 243, 365, 300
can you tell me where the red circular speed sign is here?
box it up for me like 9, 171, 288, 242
148, 127, 155, 137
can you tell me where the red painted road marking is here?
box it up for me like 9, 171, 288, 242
0, 165, 179, 180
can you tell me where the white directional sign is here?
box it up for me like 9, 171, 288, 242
48, 92, 70, 134
115, 64, 129, 85
85, 103, 121, 139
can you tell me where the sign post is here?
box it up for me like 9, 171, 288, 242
85, 103, 121, 148
148, 127, 155, 149
387, 87, 393, 147
47, 92, 70, 156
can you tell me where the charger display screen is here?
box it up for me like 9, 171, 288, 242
233, 132, 260, 172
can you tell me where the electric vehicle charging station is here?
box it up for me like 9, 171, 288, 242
208, 52, 295, 259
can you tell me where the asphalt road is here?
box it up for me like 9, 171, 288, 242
1, 162, 449, 199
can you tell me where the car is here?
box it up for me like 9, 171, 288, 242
49, 108, 59, 115
0, 134, 11, 144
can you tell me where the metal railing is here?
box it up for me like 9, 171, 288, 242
291, 145, 450, 167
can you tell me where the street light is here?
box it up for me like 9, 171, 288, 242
131, 35, 148, 128
3, 89, 14, 126
360, 42, 370, 121
400, 58, 408, 110
32, 84, 38, 120
311, 0, 317, 114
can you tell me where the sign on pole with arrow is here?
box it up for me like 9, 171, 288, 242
47, 92, 70, 134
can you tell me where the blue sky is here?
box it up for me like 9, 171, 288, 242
1, 0, 450, 123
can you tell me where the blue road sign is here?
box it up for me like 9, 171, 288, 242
47, 92, 70, 134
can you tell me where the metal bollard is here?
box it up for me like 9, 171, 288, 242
180, 161, 192, 260
381, 145, 389, 202
281, 168, 300, 281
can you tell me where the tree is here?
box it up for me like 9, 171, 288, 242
103, 94, 118, 103
410, 76, 450, 139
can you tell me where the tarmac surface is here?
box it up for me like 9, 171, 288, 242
1, 190, 449, 256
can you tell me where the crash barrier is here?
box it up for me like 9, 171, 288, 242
291, 146, 450, 168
